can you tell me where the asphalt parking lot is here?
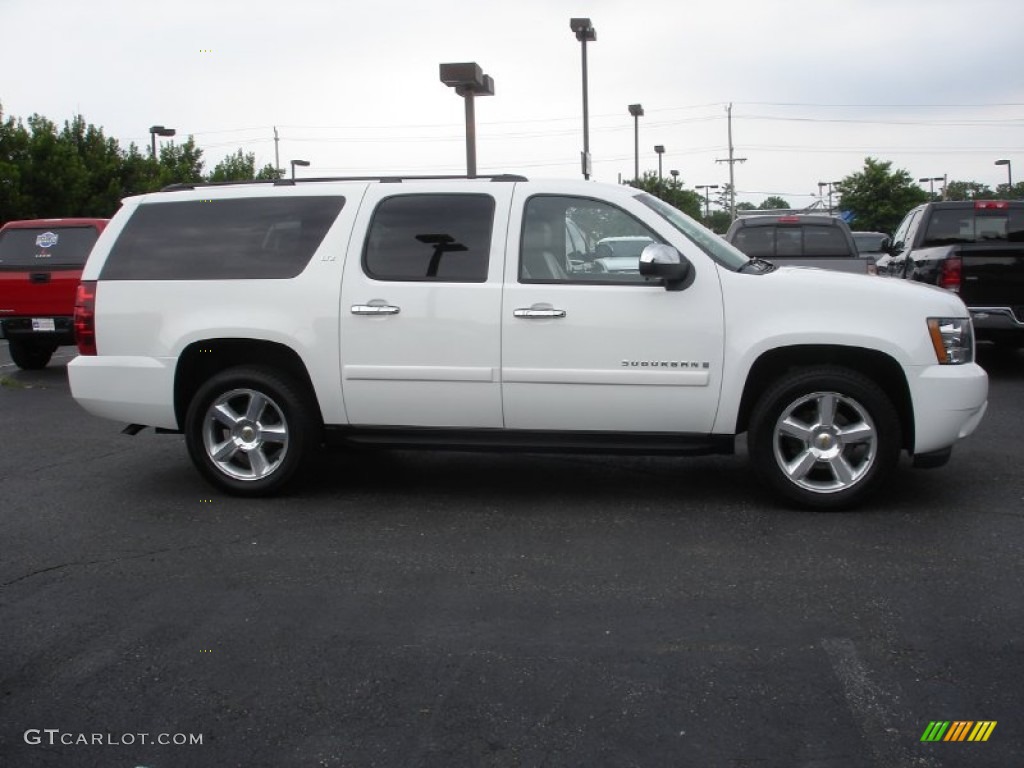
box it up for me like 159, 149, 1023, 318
1, 341, 1021, 768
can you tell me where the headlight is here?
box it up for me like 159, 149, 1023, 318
927, 317, 973, 364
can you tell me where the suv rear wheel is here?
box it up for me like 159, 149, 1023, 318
748, 367, 901, 510
8, 340, 57, 370
184, 366, 317, 496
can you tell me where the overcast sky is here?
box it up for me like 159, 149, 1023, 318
2, 0, 1022, 206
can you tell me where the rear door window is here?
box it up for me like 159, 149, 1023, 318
0, 226, 100, 269
101, 196, 345, 280
363, 194, 494, 282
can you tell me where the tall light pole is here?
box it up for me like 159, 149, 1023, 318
654, 145, 665, 180
290, 159, 310, 180
696, 184, 719, 219
149, 125, 176, 159
818, 180, 839, 214
570, 18, 596, 180
440, 62, 495, 178
995, 159, 1013, 189
628, 104, 644, 181
919, 176, 944, 200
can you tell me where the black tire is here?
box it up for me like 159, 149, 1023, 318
8, 340, 56, 370
748, 366, 901, 511
184, 366, 318, 496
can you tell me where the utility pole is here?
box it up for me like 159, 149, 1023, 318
715, 103, 746, 220
274, 126, 280, 177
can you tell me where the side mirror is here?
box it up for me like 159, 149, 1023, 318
639, 243, 691, 291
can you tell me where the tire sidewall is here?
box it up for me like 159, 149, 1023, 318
749, 367, 901, 511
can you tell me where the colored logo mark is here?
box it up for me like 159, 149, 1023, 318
920, 721, 997, 742
35, 232, 58, 249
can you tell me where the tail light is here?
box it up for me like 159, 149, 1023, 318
938, 257, 961, 293
74, 280, 97, 355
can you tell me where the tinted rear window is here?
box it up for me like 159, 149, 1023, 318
922, 207, 1024, 246
101, 196, 345, 280
0, 226, 99, 269
733, 224, 850, 257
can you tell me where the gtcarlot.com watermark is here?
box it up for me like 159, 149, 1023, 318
24, 728, 203, 747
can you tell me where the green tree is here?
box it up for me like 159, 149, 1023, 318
255, 163, 283, 180
209, 149, 257, 182
834, 157, 928, 233
59, 114, 125, 217
995, 181, 1024, 201
154, 137, 204, 188
944, 180, 993, 201
625, 172, 702, 220
706, 210, 732, 234
0, 104, 32, 222
758, 195, 791, 210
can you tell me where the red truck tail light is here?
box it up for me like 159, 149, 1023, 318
74, 280, 97, 355
938, 257, 962, 293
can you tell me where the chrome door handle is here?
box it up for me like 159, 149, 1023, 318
513, 308, 566, 319
351, 304, 400, 316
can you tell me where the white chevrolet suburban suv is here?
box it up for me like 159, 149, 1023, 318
69, 175, 988, 509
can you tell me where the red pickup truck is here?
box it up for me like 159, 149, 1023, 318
0, 218, 108, 369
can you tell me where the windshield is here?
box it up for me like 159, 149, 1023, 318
0, 226, 100, 268
635, 193, 749, 270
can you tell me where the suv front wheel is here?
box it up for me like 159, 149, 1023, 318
748, 367, 901, 510
184, 366, 317, 496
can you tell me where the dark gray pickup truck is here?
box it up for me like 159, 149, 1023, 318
725, 214, 875, 274
879, 200, 1024, 348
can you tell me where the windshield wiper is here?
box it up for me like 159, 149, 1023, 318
739, 258, 777, 274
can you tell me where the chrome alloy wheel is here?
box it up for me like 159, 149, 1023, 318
202, 388, 289, 481
772, 391, 877, 494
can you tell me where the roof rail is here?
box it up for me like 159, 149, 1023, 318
160, 174, 528, 192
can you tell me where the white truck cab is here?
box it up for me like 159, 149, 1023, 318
69, 175, 988, 509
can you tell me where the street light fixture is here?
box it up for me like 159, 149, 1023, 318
919, 176, 944, 200
290, 159, 310, 180
695, 184, 719, 219
628, 104, 644, 181
149, 125, 176, 159
995, 159, 1013, 189
817, 180, 839, 214
654, 145, 665, 180
570, 18, 596, 180
440, 62, 495, 178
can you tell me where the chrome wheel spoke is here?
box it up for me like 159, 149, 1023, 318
779, 416, 814, 443
828, 454, 856, 485
838, 421, 874, 445
212, 403, 240, 428
211, 439, 239, 462
785, 449, 819, 481
816, 393, 837, 429
258, 423, 287, 443
248, 447, 271, 478
245, 392, 268, 422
